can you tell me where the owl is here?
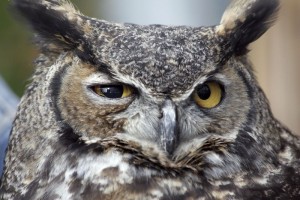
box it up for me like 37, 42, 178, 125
1, 0, 300, 199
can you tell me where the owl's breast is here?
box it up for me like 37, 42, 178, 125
32, 150, 207, 199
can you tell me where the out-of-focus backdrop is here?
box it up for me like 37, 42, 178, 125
0, 0, 299, 136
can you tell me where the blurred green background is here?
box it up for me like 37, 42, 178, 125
0, 0, 33, 96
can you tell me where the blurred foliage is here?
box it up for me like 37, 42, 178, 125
0, 0, 97, 97
0, 0, 35, 97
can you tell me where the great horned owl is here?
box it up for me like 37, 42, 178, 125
1, 0, 300, 199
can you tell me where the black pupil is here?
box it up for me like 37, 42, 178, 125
100, 85, 123, 98
197, 84, 211, 100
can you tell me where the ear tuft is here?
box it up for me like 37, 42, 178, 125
11, 0, 85, 51
217, 0, 279, 55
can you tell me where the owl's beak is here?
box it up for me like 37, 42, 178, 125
159, 99, 178, 156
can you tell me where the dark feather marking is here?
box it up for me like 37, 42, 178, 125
19, 179, 40, 200
80, 183, 105, 199
49, 62, 71, 122
68, 172, 83, 195
125, 177, 154, 194
236, 67, 254, 99
58, 123, 84, 149
94, 62, 116, 79
161, 187, 215, 200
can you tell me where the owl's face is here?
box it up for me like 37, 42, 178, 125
57, 22, 254, 157
8, 0, 278, 171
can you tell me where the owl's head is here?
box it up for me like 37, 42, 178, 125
13, 0, 279, 169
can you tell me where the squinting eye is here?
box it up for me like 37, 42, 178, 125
91, 84, 134, 99
193, 81, 223, 109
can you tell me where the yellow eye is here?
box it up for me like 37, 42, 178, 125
91, 84, 134, 98
193, 82, 223, 108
